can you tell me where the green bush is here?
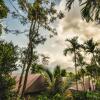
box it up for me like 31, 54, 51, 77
86, 91, 100, 100
72, 91, 100, 100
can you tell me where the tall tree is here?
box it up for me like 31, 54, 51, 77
20, 0, 59, 97
14, 0, 63, 97
82, 38, 99, 91
64, 37, 80, 90
84, 38, 98, 79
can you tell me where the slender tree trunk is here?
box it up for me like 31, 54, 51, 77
17, 62, 26, 94
93, 53, 98, 85
21, 19, 36, 97
81, 66, 85, 91
83, 74, 85, 90
88, 76, 91, 91
82, 74, 85, 91
21, 57, 32, 97
93, 53, 98, 81
74, 51, 78, 91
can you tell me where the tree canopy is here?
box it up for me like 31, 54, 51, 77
0, 0, 8, 19
0, 41, 18, 99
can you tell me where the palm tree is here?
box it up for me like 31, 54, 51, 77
83, 38, 99, 81
64, 36, 80, 90
52, 65, 67, 95
31, 64, 67, 95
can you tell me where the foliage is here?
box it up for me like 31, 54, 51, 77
0, 41, 18, 74
83, 38, 98, 53
86, 91, 100, 100
66, 0, 100, 22
0, 0, 8, 19
71, 91, 100, 100
0, 0, 9, 35
31, 64, 68, 96
36, 93, 66, 100
13, 0, 64, 96
64, 36, 100, 92
0, 41, 18, 100
64, 37, 80, 56
64, 37, 81, 90
0, 76, 16, 100
96, 80, 100, 91
0, 0, 100, 99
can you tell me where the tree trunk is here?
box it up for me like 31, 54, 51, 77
74, 51, 78, 91
81, 66, 85, 91
93, 53, 98, 81
88, 76, 91, 91
17, 62, 26, 94
21, 59, 32, 97
82, 74, 85, 91
21, 19, 36, 97
93, 53, 98, 86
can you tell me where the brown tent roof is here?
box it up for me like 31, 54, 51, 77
13, 74, 46, 94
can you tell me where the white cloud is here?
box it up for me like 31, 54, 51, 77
37, 0, 100, 71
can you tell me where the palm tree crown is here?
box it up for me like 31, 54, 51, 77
64, 37, 80, 56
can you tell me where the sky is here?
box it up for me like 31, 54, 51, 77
1, 0, 100, 72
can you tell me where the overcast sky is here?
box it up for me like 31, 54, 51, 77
1, 0, 100, 71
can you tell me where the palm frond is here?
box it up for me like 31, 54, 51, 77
45, 68, 53, 83
66, 0, 75, 11
63, 48, 73, 56
66, 0, 100, 22
84, 38, 98, 53
31, 63, 44, 73
61, 69, 66, 77
54, 65, 61, 78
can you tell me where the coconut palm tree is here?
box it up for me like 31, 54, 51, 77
64, 36, 80, 90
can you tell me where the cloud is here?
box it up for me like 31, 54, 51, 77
57, 0, 100, 41
38, 0, 100, 71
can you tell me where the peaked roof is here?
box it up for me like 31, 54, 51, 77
13, 74, 46, 94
